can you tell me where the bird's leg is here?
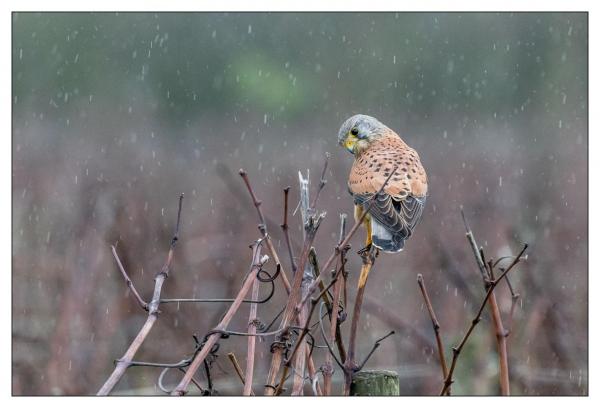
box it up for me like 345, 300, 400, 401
357, 244, 376, 289
356, 206, 373, 255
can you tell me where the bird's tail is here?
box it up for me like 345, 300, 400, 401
371, 218, 405, 253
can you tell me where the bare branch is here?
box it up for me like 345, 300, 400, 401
281, 186, 297, 273
227, 352, 254, 396
171, 240, 265, 395
243, 267, 261, 395
440, 243, 528, 395
417, 274, 449, 393
97, 194, 184, 396
111, 245, 148, 311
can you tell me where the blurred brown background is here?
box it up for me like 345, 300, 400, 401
12, 12, 587, 395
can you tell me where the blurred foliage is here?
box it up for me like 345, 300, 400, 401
13, 12, 586, 127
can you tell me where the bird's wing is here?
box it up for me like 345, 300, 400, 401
353, 192, 426, 238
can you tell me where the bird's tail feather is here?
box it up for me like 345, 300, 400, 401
371, 219, 405, 253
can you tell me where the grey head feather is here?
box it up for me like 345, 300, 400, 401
337, 114, 389, 145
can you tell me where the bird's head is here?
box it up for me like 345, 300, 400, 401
337, 114, 390, 156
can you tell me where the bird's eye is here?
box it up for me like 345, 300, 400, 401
350, 128, 359, 136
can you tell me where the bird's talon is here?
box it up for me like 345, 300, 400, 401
357, 243, 372, 256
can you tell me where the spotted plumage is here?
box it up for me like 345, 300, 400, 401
338, 114, 427, 253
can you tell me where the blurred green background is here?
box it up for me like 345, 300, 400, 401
12, 12, 587, 395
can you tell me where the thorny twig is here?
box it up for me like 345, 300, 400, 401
97, 194, 184, 396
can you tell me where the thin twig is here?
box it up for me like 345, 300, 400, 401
309, 152, 330, 210
461, 210, 514, 395
171, 240, 265, 395
97, 194, 184, 396
356, 330, 395, 371
111, 245, 148, 311
264, 180, 326, 395
417, 274, 449, 394
440, 244, 528, 395
227, 353, 255, 396
243, 265, 261, 396
267, 164, 396, 395
505, 277, 521, 337
275, 277, 339, 395
281, 186, 297, 273
240, 170, 323, 396
239, 169, 292, 293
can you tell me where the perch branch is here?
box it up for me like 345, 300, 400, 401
343, 249, 377, 395
267, 163, 395, 395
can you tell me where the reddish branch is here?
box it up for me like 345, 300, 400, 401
239, 169, 292, 293
417, 274, 450, 394
343, 250, 375, 395
240, 168, 324, 395
97, 194, 184, 396
171, 240, 265, 395
264, 178, 326, 394
323, 255, 344, 395
227, 353, 246, 386
310, 247, 347, 363
243, 268, 261, 395
440, 244, 528, 396
274, 275, 340, 395
110, 245, 148, 311
461, 211, 513, 395
266, 167, 395, 395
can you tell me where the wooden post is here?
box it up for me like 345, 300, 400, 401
350, 370, 400, 396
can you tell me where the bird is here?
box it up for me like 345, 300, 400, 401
337, 114, 428, 256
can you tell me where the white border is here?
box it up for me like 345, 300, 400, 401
3, 1, 595, 407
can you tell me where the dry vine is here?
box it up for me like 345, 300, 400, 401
98, 158, 529, 397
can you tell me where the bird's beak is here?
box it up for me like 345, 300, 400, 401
343, 133, 357, 154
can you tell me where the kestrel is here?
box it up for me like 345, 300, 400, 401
338, 114, 428, 254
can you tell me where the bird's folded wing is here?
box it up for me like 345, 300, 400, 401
353, 192, 426, 238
